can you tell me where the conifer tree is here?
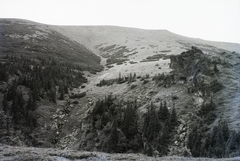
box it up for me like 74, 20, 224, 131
118, 72, 121, 83
214, 63, 219, 73
221, 120, 230, 142
58, 83, 65, 100
109, 119, 119, 152
128, 73, 133, 83
170, 106, 177, 128
157, 126, 169, 156
27, 94, 37, 111
133, 73, 136, 81
122, 101, 138, 140
50, 87, 56, 103
158, 101, 170, 122
2, 92, 8, 112
11, 90, 25, 124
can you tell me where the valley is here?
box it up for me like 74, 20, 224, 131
0, 19, 240, 160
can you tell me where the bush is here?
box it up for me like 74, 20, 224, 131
69, 92, 86, 99
106, 58, 129, 65
130, 84, 137, 89
116, 62, 123, 65
73, 100, 79, 104
143, 79, 150, 84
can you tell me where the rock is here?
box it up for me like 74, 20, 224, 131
179, 132, 186, 142
174, 141, 179, 146
179, 119, 186, 125
177, 124, 184, 134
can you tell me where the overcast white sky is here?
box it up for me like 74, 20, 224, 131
0, 0, 240, 43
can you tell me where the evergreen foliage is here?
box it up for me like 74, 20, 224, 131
187, 99, 240, 158
152, 73, 175, 87
97, 72, 137, 87
0, 55, 88, 145
90, 97, 178, 156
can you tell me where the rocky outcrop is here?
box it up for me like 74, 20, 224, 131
170, 46, 211, 79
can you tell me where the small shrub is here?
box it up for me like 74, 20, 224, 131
130, 84, 137, 89
129, 61, 138, 64
172, 95, 179, 100
73, 100, 79, 104
143, 79, 149, 84
116, 62, 123, 65
106, 65, 114, 68
69, 92, 86, 99
146, 74, 150, 79
106, 58, 129, 65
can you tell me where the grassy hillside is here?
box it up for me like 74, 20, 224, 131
0, 19, 103, 72
53, 25, 240, 59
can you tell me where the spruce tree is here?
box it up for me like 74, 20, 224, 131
170, 106, 177, 128
128, 73, 133, 83
221, 121, 230, 142
2, 92, 8, 112
58, 83, 65, 100
109, 119, 119, 152
27, 94, 37, 111
122, 101, 138, 140
158, 101, 170, 122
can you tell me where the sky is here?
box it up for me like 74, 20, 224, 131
0, 0, 240, 44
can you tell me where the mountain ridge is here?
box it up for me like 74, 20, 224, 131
52, 25, 240, 53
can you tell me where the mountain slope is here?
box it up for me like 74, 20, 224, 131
1, 19, 240, 159
52, 25, 240, 131
52, 25, 240, 57
52, 25, 240, 79
0, 19, 103, 72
